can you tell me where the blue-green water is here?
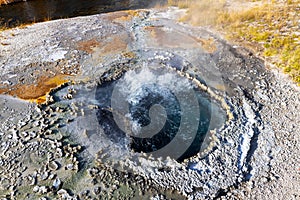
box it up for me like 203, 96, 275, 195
95, 68, 226, 162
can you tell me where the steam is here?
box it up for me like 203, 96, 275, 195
115, 67, 192, 136
168, 0, 227, 26
119, 67, 193, 103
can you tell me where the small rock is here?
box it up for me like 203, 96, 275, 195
41, 172, 49, 180
48, 173, 56, 180
48, 161, 59, 171
93, 187, 101, 195
66, 164, 74, 170
57, 189, 69, 197
55, 148, 64, 157
53, 178, 62, 190
39, 186, 48, 194
33, 186, 39, 193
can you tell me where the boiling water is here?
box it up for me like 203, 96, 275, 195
96, 67, 226, 161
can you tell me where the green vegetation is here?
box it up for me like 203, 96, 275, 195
171, 0, 300, 85
218, 0, 300, 85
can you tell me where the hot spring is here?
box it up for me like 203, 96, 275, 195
95, 67, 226, 162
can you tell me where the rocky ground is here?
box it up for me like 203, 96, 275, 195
0, 6, 299, 200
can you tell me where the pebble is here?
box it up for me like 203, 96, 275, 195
48, 161, 59, 171
48, 173, 56, 180
39, 186, 48, 194
53, 178, 62, 189
41, 171, 49, 180
55, 148, 64, 157
93, 187, 101, 195
66, 164, 74, 170
33, 186, 39, 193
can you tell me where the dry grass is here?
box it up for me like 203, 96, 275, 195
103, 10, 142, 22
0, 0, 14, 5
168, 0, 191, 8
172, 0, 300, 85
217, 1, 300, 85
0, 0, 7, 5
174, 0, 227, 26
0, 17, 36, 31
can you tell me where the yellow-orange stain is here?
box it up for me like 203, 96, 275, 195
0, 74, 71, 104
102, 35, 128, 53
144, 26, 198, 48
76, 33, 130, 58
122, 51, 136, 59
114, 10, 142, 22
195, 38, 217, 53
103, 10, 142, 22
103, 11, 129, 21
77, 39, 101, 54
144, 26, 217, 53
144, 26, 165, 40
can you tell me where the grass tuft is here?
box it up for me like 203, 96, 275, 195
172, 0, 300, 85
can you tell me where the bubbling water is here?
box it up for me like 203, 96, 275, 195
96, 67, 226, 161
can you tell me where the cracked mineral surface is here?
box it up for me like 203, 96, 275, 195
0, 6, 299, 200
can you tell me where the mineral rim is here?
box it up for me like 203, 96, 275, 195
0, 7, 299, 200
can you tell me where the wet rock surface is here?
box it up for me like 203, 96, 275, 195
0, 7, 299, 199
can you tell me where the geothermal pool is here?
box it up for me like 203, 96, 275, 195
97, 67, 227, 161
57, 66, 227, 162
